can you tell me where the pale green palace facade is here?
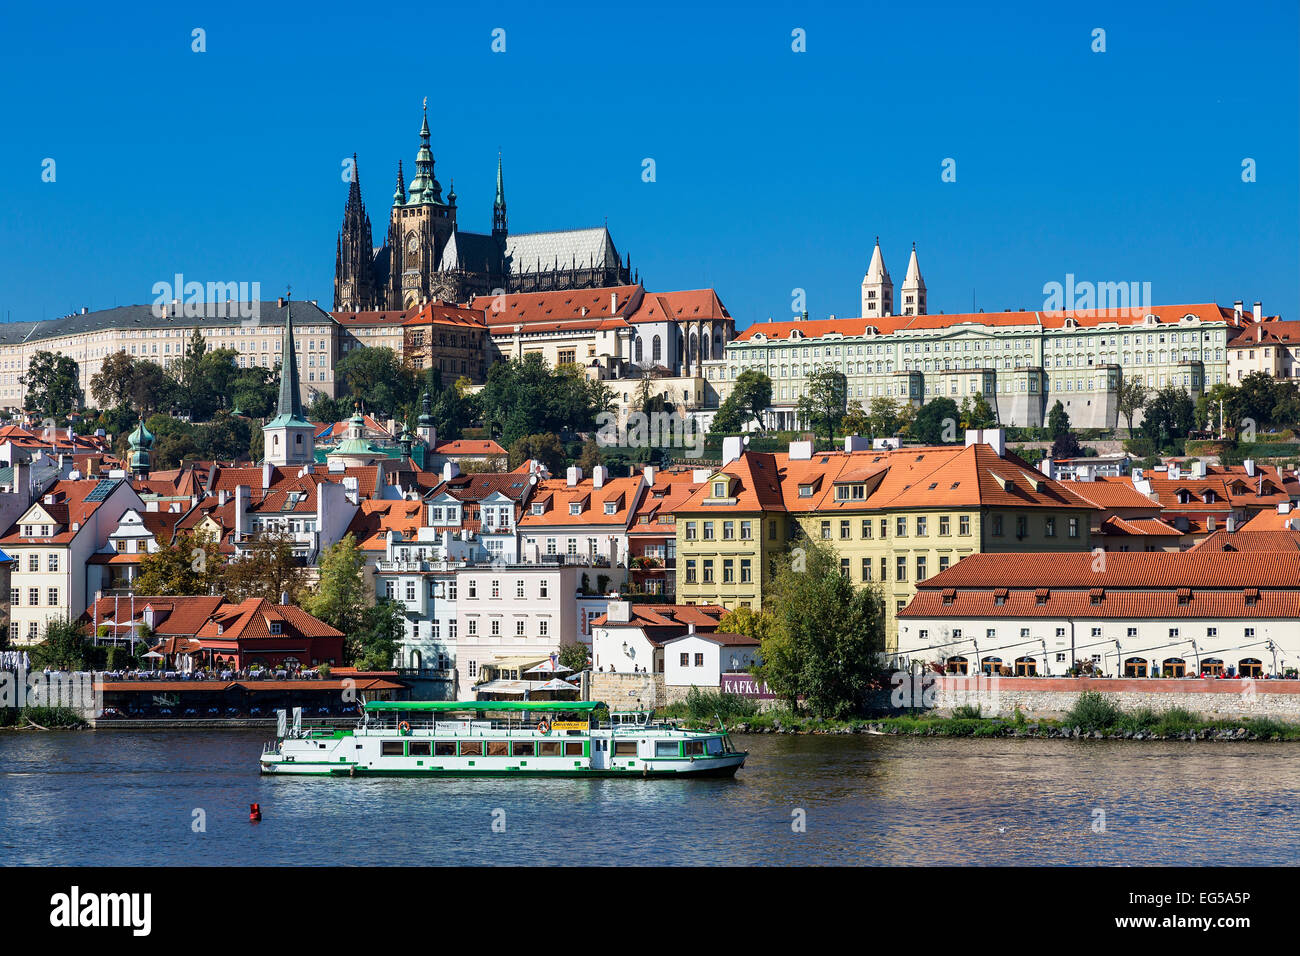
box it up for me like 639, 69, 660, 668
703, 303, 1240, 430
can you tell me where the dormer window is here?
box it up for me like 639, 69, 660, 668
713, 481, 727, 498
604, 502, 617, 515
270, 621, 282, 634
532, 503, 544, 515
569, 502, 582, 516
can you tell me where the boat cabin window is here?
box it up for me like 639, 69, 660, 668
564, 741, 584, 756
512, 741, 535, 757
613, 741, 639, 756
684, 741, 705, 756
381, 741, 405, 756
655, 741, 679, 757
409, 741, 432, 757
539, 741, 561, 757
705, 737, 723, 754
460, 741, 484, 757
487, 741, 510, 756
434, 741, 456, 756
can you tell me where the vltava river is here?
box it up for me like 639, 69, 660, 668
2, 731, 1297, 865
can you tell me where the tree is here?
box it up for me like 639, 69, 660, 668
336, 346, 418, 417
230, 364, 279, 418
508, 432, 566, 474
133, 530, 222, 595
220, 529, 308, 604
353, 600, 404, 671
557, 642, 590, 673
966, 392, 997, 428
910, 397, 960, 444
22, 351, 81, 419
841, 400, 870, 437
89, 350, 136, 409
304, 534, 368, 640
730, 370, 773, 430
1141, 385, 1195, 454
754, 537, 886, 718
717, 606, 777, 644
1116, 375, 1148, 435
130, 360, 174, 417
577, 437, 604, 473
29, 619, 93, 670
1048, 400, 1082, 458
867, 396, 901, 439
478, 353, 611, 447
795, 366, 848, 444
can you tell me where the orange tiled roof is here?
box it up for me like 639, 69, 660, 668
1189, 529, 1300, 552
345, 500, 426, 552
518, 475, 643, 528
470, 285, 642, 329
734, 303, 1249, 343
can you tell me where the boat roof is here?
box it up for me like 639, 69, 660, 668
365, 700, 601, 713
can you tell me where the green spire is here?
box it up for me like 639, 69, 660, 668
267, 297, 310, 428
492, 151, 507, 237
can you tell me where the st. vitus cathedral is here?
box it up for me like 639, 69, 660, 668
334, 103, 636, 311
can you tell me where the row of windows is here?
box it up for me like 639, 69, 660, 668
817, 515, 974, 539
464, 617, 551, 637
683, 558, 754, 585
683, 519, 755, 541
12, 587, 59, 606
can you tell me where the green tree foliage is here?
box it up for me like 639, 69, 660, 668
867, 396, 902, 439
133, 530, 223, 595
303, 534, 368, 639
29, 619, 93, 670
220, 529, 308, 604
508, 432, 566, 474
717, 605, 777, 644
710, 370, 773, 436
557, 642, 590, 673
754, 537, 886, 717
1116, 375, 1148, 435
1141, 385, 1195, 453
910, 397, 960, 444
1048, 400, 1083, 458
478, 354, 612, 448
577, 437, 604, 472
961, 392, 997, 428
230, 364, 279, 418
795, 366, 848, 444
335, 347, 419, 418
22, 351, 81, 419
354, 600, 404, 671
89, 350, 136, 409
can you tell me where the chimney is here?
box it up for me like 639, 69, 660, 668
566, 466, 583, 487
591, 465, 608, 489
277, 296, 286, 308
218, 489, 228, 506
1278, 501, 1291, 514
787, 440, 813, 461
1192, 460, 1206, 479
1244, 459, 1256, 477
722, 436, 746, 467
610, 292, 618, 314
279, 591, 289, 606
1226, 514, 1237, 532
643, 465, 656, 486
1234, 300, 1244, 322
262, 461, 273, 491
234, 484, 251, 541
442, 461, 460, 482
607, 600, 631, 624
843, 435, 870, 453
1254, 301, 1263, 322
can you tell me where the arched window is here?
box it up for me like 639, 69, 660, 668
1123, 657, 1148, 677
634, 337, 644, 363
1162, 658, 1186, 678
652, 335, 662, 363
945, 656, 968, 675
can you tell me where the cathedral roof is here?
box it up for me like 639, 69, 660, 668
438, 231, 505, 274
503, 227, 620, 276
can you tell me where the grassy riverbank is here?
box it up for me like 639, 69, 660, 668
673, 693, 1300, 741
0, 707, 89, 730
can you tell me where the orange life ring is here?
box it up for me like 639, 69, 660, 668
398, 721, 411, 736
537, 719, 550, 735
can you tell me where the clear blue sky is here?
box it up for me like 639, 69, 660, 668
2, 0, 1296, 330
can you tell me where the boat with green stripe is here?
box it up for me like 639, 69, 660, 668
259, 701, 747, 778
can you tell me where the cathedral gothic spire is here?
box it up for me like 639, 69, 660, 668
393, 159, 406, 204
900, 242, 927, 316
492, 151, 508, 239
333, 153, 379, 311
861, 236, 894, 318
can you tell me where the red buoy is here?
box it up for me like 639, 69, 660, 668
249, 803, 262, 823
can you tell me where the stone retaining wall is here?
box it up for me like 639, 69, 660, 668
589, 673, 666, 710
930, 676, 1300, 720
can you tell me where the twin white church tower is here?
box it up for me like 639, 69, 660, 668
860, 238, 926, 318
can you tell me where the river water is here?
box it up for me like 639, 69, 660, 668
2, 730, 1297, 865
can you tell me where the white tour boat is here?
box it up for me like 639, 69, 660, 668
259, 700, 748, 778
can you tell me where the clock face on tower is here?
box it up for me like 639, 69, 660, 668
406, 233, 418, 258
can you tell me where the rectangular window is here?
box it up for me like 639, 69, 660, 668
740, 558, 752, 583
702, 522, 714, 540
694, 653, 705, 667
896, 556, 907, 582
896, 517, 907, 537
460, 741, 484, 757
381, 741, 405, 756
685, 521, 697, 540
916, 556, 927, 581
511, 741, 534, 757
614, 741, 638, 757
685, 560, 697, 583
740, 520, 752, 539
1068, 516, 1079, 538
840, 520, 850, 540
916, 516, 927, 536
702, 561, 714, 584
722, 560, 734, 583
959, 515, 970, 535
862, 520, 872, 538
680, 653, 689, 666
939, 516, 950, 536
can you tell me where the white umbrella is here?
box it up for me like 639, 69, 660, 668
526, 660, 573, 674
141, 650, 164, 659
535, 677, 578, 691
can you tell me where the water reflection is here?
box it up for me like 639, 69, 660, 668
2, 731, 1298, 865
